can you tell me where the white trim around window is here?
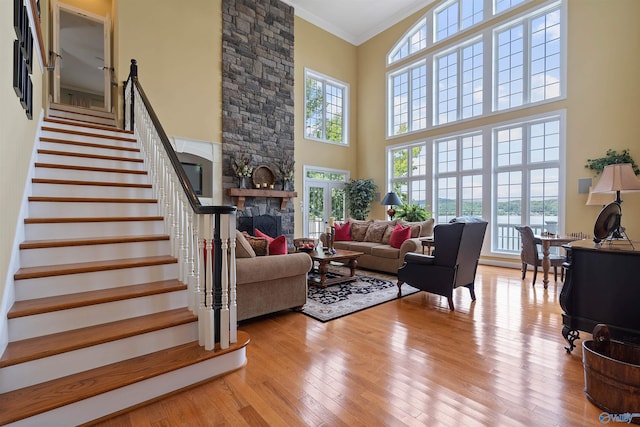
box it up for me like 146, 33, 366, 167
304, 68, 350, 146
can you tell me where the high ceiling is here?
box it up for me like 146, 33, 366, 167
281, 0, 435, 45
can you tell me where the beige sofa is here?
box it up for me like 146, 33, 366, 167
321, 218, 434, 274
234, 230, 313, 321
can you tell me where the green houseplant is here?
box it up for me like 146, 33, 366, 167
395, 204, 431, 222
585, 149, 639, 176
343, 179, 377, 220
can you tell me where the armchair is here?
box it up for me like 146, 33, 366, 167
397, 217, 487, 310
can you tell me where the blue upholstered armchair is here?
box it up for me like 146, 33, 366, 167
396, 216, 487, 310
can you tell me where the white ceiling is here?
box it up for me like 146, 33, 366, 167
281, 0, 435, 45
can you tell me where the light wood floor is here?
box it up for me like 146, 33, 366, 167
91, 265, 603, 426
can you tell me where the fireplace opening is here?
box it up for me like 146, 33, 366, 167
238, 215, 282, 237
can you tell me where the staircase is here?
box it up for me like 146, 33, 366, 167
0, 104, 248, 427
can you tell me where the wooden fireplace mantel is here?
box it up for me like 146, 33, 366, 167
227, 188, 297, 210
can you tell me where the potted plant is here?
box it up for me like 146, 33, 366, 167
231, 151, 254, 188
395, 204, 431, 222
585, 149, 639, 175
343, 178, 377, 220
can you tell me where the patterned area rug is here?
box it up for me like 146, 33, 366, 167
302, 273, 420, 322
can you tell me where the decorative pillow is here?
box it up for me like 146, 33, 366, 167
381, 220, 398, 244
390, 224, 412, 249
268, 235, 288, 255
334, 222, 352, 241
350, 220, 372, 241
364, 221, 388, 243
419, 218, 435, 237
235, 230, 256, 258
255, 229, 273, 241
242, 231, 268, 256
399, 221, 422, 238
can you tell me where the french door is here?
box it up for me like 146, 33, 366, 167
303, 167, 348, 239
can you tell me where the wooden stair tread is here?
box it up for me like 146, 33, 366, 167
37, 149, 143, 163
0, 308, 197, 368
20, 234, 169, 250
0, 331, 249, 426
32, 178, 152, 188
34, 162, 148, 175
8, 280, 186, 319
40, 137, 140, 152
44, 117, 133, 134
24, 216, 163, 224
14, 255, 177, 280
28, 196, 157, 203
41, 127, 135, 143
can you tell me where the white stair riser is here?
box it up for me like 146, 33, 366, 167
42, 126, 134, 141
20, 240, 170, 268
24, 220, 165, 240
9, 290, 188, 341
34, 166, 149, 184
48, 111, 116, 126
49, 105, 115, 119
31, 182, 152, 199
15, 263, 178, 300
28, 201, 158, 217
39, 141, 140, 159
36, 153, 145, 171
4, 348, 246, 427
0, 322, 197, 394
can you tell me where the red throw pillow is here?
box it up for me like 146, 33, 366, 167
334, 222, 352, 241
268, 235, 288, 255
390, 224, 411, 249
255, 229, 274, 242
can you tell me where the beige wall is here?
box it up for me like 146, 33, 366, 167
293, 18, 359, 236
1, 0, 45, 317
115, 0, 221, 144
357, 0, 640, 239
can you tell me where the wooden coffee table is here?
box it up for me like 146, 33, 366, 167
307, 249, 364, 288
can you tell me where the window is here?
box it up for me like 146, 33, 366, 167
389, 62, 428, 135
493, 116, 562, 252
304, 69, 349, 145
388, 18, 428, 64
434, 39, 483, 125
435, 0, 484, 42
495, 5, 562, 110
495, 0, 526, 14
388, 144, 430, 207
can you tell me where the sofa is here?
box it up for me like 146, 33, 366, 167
234, 230, 313, 321
320, 218, 434, 274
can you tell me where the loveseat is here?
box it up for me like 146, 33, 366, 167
320, 218, 434, 274
234, 230, 312, 321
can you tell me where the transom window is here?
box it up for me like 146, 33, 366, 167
435, 0, 484, 42
304, 69, 349, 145
388, 18, 428, 64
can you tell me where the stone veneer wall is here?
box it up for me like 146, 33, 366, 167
221, 0, 295, 238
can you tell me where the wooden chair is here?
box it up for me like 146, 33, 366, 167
515, 225, 564, 285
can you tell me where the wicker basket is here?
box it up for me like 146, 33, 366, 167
252, 165, 275, 188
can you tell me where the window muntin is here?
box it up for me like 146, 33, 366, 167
304, 70, 349, 145
388, 18, 428, 64
495, 0, 526, 14
495, 5, 562, 111
435, 0, 484, 43
389, 62, 427, 135
389, 144, 429, 207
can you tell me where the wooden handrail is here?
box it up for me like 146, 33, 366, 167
27, 0, 47, 68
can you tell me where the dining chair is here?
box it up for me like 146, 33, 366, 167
514, 225, 565, 285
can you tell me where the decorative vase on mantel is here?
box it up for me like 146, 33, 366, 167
239, 176, 249, 189
282, 179, 293, 192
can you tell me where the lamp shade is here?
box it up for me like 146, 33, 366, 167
585, 186, 616, 206
591, 163, 640, 194
381, 192, 402, 206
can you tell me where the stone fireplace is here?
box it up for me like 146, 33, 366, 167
221, 0, 295, 239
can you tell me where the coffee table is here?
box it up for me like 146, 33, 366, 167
307, 249, 364, 288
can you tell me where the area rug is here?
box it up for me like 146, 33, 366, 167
302, 273, 420, 322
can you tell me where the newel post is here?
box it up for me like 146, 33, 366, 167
129, 59, 138, 131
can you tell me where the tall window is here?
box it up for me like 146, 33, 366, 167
389, 144, 430, 207
435, 39, 483, 124
493, 116, 561, 252
389, 62, 428, 135
304, 69, 349, 145
494, 0, 526, 14
494, 6, 562, 110
435, 0, 484, 42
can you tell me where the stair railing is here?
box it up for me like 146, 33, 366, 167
123, 59, 237, 351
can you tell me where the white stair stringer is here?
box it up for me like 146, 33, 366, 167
0, 105, 246, 426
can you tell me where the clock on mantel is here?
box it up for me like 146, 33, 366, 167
227, 188, 297, 210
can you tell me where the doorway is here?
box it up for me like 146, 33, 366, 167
303, 167, 349, 239
52, 2, 111, 111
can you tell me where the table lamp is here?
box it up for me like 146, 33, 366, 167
590, 163, 640, 239
381, 192, 402, 220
